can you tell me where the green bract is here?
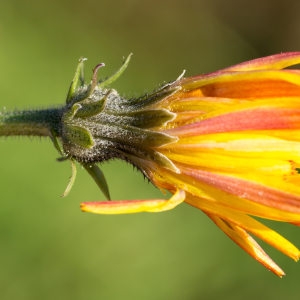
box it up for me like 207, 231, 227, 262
0, 54, 181, 200
55, 55, 179, 199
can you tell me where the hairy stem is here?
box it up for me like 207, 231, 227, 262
0, 107, 64, 137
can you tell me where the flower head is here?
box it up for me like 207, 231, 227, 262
77, 52, 300, 276
3, 52, 300, 276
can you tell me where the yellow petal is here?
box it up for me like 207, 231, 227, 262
149, 167, 300, 223
169, 133, 300, 161
181, 69, 300, 93
161, 151, 293, 176
186, 195, 300, 261
223, 52, 300, 72
80, 189, 185, 214
207, 213, 286, 277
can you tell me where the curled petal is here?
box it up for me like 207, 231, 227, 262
81, 189, 185, 214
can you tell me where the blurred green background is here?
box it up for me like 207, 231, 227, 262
0, 0, 300, 299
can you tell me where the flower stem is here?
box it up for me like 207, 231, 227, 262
0, 107, 64, 137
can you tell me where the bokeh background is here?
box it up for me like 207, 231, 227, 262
0, 0, 300, 299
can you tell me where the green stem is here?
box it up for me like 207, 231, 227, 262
0, 107, 64, 137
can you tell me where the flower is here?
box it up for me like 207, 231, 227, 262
80, 52, 300, 276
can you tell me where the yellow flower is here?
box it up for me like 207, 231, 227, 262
81, 52, 300, 277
